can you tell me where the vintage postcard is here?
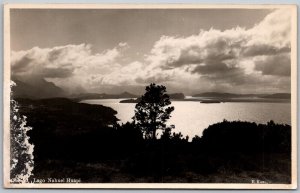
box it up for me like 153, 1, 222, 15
3, 4, 297, 189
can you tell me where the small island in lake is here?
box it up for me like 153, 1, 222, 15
119, 93, 185, 103
119, 91, 291, 104
200, 100, 222, 103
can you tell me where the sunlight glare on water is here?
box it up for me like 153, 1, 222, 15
81, 99, 291, 139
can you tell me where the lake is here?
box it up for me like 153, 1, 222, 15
81, 99, 291, 139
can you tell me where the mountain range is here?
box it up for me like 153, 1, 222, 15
11, 79, 290, 100
70, 92, 139, 100
11, 78, 65, 99
193, 92, 291, 99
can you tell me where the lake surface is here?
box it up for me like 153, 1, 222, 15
81, 99, 291, 139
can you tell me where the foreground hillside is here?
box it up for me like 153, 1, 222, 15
12, 98, 291, 183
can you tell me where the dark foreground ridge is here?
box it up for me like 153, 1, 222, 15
12, 97, 291, 184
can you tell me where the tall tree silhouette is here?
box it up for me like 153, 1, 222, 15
133, 83, 174, 140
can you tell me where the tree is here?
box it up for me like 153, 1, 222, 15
10, 82, 34, 183
133, 83, 174, 140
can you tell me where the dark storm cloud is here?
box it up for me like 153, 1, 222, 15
255, 54, 291, 76
11, 56, 33, 73
41, 66, 74, 78
243, 44, 290, 57
167, 47, 236, 69
191, 60, 237, 75
200, 66, 247, 85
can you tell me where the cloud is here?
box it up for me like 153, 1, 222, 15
147, 9, 290, 66
11, 9, 292, 95
12, 44, 89, 78
242, 44, 290, 57
248, 8, 291, 48
254, 54, 291, 76
140, 8, 291, 93
11, 55, 33, 73
11, 43, 128, 78
146, 28, 243, 70
11, 43, 129, 93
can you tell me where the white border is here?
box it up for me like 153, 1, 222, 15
3, 4, 298, 189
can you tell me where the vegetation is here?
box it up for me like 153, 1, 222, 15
10, 97, 34, 183
11, 83, 291, 184
133, 83, 174, 140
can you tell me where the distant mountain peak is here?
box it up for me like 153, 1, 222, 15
11, 78, 65, 99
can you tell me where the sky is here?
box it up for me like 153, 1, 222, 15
10, 8, 292, 95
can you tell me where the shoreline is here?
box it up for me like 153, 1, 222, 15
117, 98, 291, 104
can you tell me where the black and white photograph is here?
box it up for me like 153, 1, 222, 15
3, 4, 297, 189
